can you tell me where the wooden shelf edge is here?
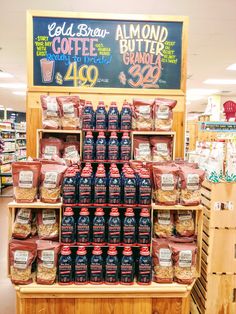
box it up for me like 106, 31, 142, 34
37, 129, 82, 134
8, 201, 62, 208
152, 204, 204, 211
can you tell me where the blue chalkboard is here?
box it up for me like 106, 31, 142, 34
32, 16, 183, 89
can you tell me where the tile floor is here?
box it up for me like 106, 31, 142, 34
0, 188, 16, 314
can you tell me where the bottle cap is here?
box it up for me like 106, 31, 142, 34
95, 208, 105, 216
61, 246, 72, 256
80, 208, 89, 216
125, 169, 135, 178
76, 246, 87, 255
110, 169, 120, 178
107, 246, 118, 256
92, 246, 103, 255
125, 208, 135, 217
123, 101, 130, 108
122, 132, 130, 139
122, 247, 132, 256
96, 169, 106, 177
85, 101, 92, 106
98, 131, 105, 138
140, 208, 150, 217
81, 169, 92, 177
64, 207, 74, 216
110, 208, 120, 217
110, 132, 118, 138
110, 102, 117, 107
140, 247, 150, 256
65, 168, 76, 177
139, 168, 150, 178
86, 131, 93, 138
85, 162, 92, 169
98, 101, 105, 107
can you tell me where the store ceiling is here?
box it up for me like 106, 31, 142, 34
0, 0, 236, 113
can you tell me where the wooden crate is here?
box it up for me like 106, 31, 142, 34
191, 274, 236, 314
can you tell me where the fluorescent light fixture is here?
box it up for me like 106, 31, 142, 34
186, 95, 204, 101
204, 79, 236, 85
0, 72, 14, 78
227, 64, 236, 71
6, 108, 13, 111
187, 88, 219, 96
12, 91, 26, 96
0, 83, 26, 89
0, 107, 4, 110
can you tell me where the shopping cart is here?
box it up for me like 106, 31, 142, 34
223, 101, 236, 121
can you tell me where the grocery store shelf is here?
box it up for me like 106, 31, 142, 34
1, 182, 12, 187
0, 173, 12, 177
0, 129, 15, 133
37, 129, 82, 134
17, 157, 27, 160
83, 129, 132, 133
8, 200, 62, 208
2, 150, 15, 153
1, 160, 14, 165
152, 203, 204, 211
81, 160, 129, 164
132, 131, 176, 136
16, 137, 26, 140
15, 130, 26, 133
17, 146, 26, 150
2, 139, 15, 142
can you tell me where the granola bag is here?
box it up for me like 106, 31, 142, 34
41, 95, 61, 129
179, 167, 205, 206
153, 165, 179, 205
154, 98, 177, 131
37, 209, 59, 240
12, 208, 32, 239
36, 240, 60, 285
132, 99, 154, 130
169, 242, 197, 284
150, 136, 172, 162
225, 141, 236, 182
63, 141, 80, 163
57, 96, 80, 129
40, 162, 67, 203
133, 136, 151, 161
12, 161, 41, 203
40, 137, 63, 160
152, 238, 173, 283
175, 211, 195, 237
9, 238, 37, 285
154, 210, 174, 238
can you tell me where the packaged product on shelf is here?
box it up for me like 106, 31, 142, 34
108, 167, 121, 204
63, 141, 80, 163
62, 167, 77, 204
57, 96, 80, 130
132, 99, 154, 130
123, 208, 136, 245
83, 131, 95, 161
9, 238, 37, 285
58, 246, 73, 285
78, 166, 93, 204
105, 246, 119, 285
137, 247, 152, 285
108, 208, 121, 245
37, 209, 59, 240
206, 141, 224, 182
225, 141, 236, 182
96, 131, 107, 160
150, 136, 172, 162
154, 210, 174, 238
41, 95, 61, 129
108, 132, 119, 160
40, 137, 62, 160
152, 238, 173, 283
120, 247, 134, 285
120, 101, 132, 130
154, 98, 177, 131
175, 211, 195, 237
12, 208, 32, 239
61, 207, 76, 244
82, 101, 94, 130
179, 167, 205, 206
138, 168, 152, 205
95, 101, 107, 130
138, 208, 151, 245
40, 162, 67, 203
120, 132, 131, 161
31, 214, 37, 236
123, 169, 137, 205
153, 165, 179, 205
134, 136, 152, 161
12, 161, 41, 203
90, 246, 104, 284
108, 102, 120, 130
75, 247, 89, 285
92, 208, 106, 245
77, 208, 90, 245
36, 240, 60, 285
94, 166, 107, 204
169, 242, 197, 284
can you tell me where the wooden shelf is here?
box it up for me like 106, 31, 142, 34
132, 131, 176, 136
152, 204, 204, 211
37, 129, 82, 134
8, 201, 62, 208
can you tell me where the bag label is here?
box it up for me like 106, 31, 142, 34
19, 171, 33, 188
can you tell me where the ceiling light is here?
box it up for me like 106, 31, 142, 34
0, 72, 14, 78
0, 107, 4, 110
226, 64, 236, 71
6, 108, 13, 111
204, 79, 236, 85
186, 100, 191, 105
187, 88, 219, 95
0, 83, 26, 89
186, 95, 204, 101
12, 91, 26, 96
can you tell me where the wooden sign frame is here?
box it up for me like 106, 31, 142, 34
27, 11, 188, 95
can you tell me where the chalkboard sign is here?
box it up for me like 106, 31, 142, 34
28, 12, 187, 92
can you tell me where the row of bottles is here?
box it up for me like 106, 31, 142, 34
61, 207, 151, 245
83, 101, 132, 130
58, 246, 152, 285
83, 131, 131, 161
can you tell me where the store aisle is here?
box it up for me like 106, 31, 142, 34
0, 188, 16, 314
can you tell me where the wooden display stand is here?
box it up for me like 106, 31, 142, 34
191, 181, 236, 314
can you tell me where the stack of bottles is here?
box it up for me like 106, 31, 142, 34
82, 101, 132, 131
61, 207, 151, 246
58, 245, 152, 285
62, 163, 152, 206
